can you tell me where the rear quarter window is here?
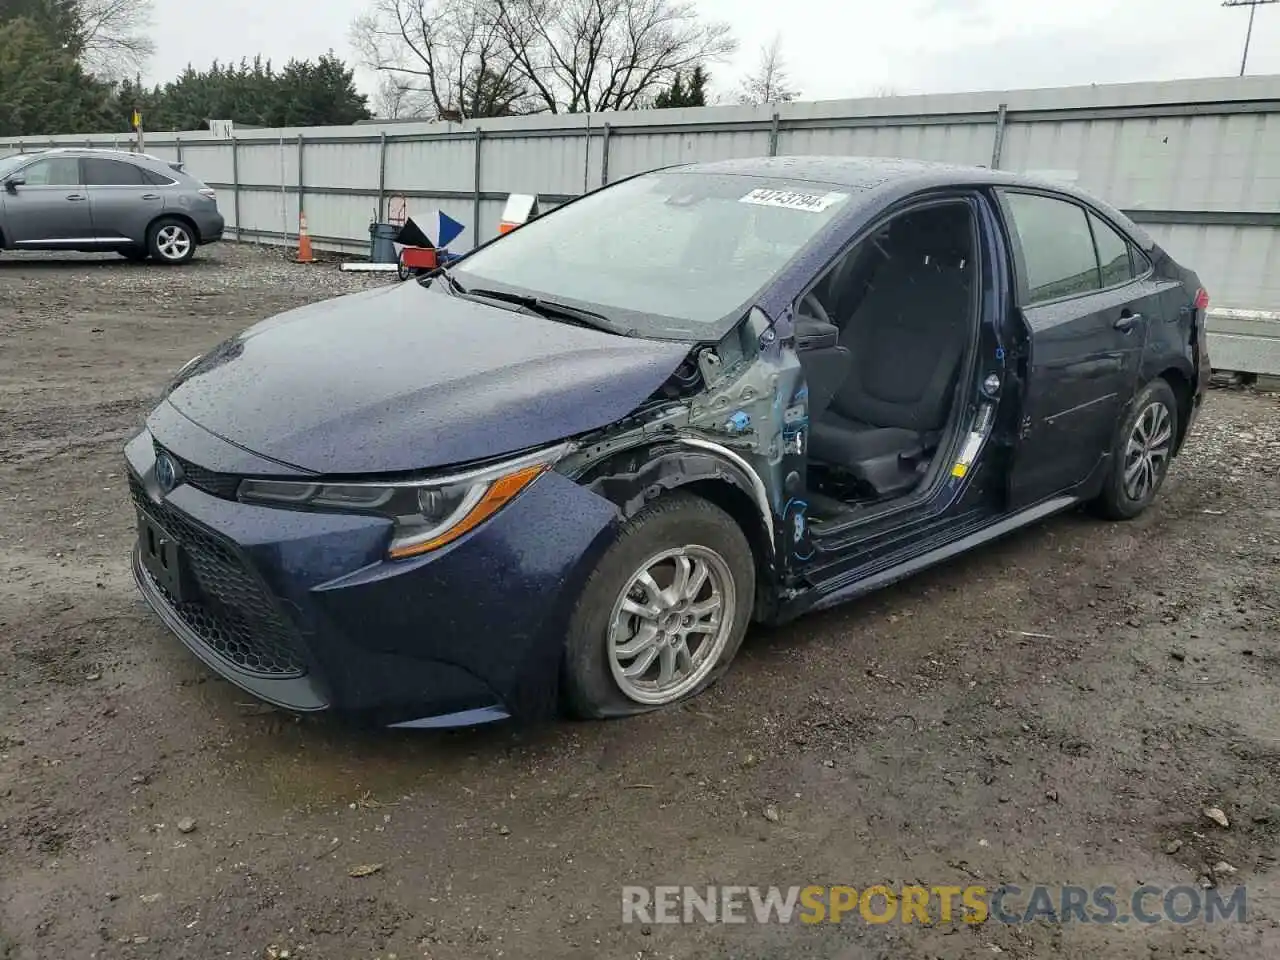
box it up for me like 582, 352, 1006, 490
1088, 211, 1137, 288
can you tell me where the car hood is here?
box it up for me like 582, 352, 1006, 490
161, 282, 691, 474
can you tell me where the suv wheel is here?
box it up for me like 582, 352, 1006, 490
1092, 378, 1178, 520
562, 493, 755, 718
147, 218, 196, 265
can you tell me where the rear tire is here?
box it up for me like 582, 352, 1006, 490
1092, 378, 1178, 520
562, 493, 755, 719
147, 218, 196, 265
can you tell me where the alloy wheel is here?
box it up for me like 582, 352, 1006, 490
155, 225, 192, 261
606, 545, 736, 705
1123, 400, 1173, 502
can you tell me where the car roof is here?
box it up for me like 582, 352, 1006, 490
39, 147, 154, 159
670, 155, 1153, 248
10, 147, 172, 164
677, 155, 1057, 193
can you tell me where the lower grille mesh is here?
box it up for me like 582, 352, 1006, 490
131, 477, 307, 678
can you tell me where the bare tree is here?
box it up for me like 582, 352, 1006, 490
76, 0, 155, 77
373, 74, 417, 118
353, 0, 535, 120
352, 0, 735, 117
737, 34, 798, 106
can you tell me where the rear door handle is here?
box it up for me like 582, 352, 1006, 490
1114, 312, 1141, 333
141, 193, 160, 200
66, 193, 86, 201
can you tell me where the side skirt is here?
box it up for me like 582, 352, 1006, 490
777, 495, 1080, 622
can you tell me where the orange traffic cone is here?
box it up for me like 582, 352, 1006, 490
296, 212, 316, 263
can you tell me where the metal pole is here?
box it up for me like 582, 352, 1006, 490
1241, 2, 1258, 75
600, 123, 611, 187
174, 137, 183, 165
582, 114, 591, 194
473, 127, 483, 249
1224, 0, 1279, 76
768, 111, 780, 156
297, 135, 306, 230
377, 132, 388, 220
231, 136, 241, 242
990, 102, 1009, 169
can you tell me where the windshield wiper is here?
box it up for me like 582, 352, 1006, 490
464, 288, 629, 335
428, 268, 468, 295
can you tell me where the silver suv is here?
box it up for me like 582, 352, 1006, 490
0, 148, 225, 264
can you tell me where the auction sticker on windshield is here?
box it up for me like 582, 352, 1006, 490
739, 188, 849, 212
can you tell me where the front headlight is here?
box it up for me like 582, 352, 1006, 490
237, 443, 570, 560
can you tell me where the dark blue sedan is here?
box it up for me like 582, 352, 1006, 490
126, 156, 1210, 728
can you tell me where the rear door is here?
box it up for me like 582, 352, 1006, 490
999, 190, 1163, 507
84, 157, 164, 243
2, 157, 91, 243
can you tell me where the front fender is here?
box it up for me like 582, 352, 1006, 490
570, 440, 777, 557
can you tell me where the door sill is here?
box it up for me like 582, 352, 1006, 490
783, 495, 1079, 620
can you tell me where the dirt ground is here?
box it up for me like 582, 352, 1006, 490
1, 244, 1278, 960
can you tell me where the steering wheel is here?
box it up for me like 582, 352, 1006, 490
799, 291, 832, 326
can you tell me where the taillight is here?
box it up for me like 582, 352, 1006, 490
199, 188, 216, 201
1194, 287, 1209, 310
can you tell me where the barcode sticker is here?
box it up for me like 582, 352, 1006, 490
739, 189, 848, 212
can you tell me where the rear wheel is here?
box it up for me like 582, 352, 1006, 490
562, 493, 755, 719
1092, 378, 1178, 520
147, 218, 196, 265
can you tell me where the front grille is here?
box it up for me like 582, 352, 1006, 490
131, 476, 308, 678
176, 456, 242, 499
153, 441, 241, 499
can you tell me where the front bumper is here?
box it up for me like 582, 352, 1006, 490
125, 427, 620, 726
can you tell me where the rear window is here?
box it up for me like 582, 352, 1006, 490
453, 171, 851, 340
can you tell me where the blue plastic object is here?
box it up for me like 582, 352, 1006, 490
438, 211, 465, 249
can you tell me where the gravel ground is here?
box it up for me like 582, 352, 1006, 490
1, 244, 1279, 960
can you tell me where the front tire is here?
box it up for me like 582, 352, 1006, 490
147, 218, 196, 265
1092, 378, 1178, 520
562, 493, 756, 719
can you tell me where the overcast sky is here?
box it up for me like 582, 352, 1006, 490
148, 0, 1280, 104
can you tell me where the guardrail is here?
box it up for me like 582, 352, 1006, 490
1207, 309, 1280, 376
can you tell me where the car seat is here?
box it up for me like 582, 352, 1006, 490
808, 211, 972, 497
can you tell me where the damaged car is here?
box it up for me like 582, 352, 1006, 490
125, 156, 1211, 727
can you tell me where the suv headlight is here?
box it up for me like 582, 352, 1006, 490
237, 443, 570, 559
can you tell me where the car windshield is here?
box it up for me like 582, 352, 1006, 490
451, 171, 851, 340
0, 155, 29, 177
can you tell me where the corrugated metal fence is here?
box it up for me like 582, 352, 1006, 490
7, 76, 1280, 374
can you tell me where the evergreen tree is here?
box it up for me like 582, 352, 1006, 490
0, 16, 113, 136
654, 66, 708, 108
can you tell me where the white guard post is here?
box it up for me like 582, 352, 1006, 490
498, 194, 540, 234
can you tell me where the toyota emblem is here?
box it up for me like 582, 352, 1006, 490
155, 452, 179, 493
